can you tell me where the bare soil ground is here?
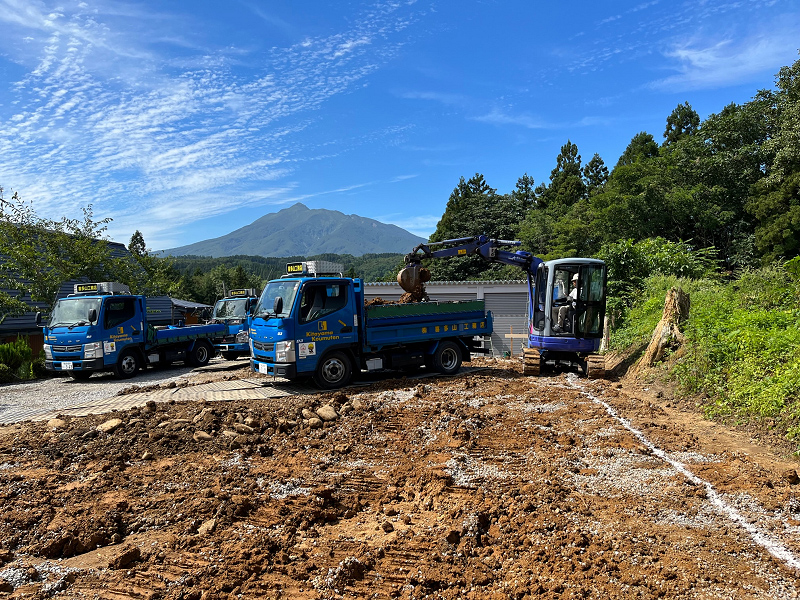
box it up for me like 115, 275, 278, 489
1, 359, 799, 599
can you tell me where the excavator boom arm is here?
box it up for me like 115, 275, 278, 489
398, 235, 542, 292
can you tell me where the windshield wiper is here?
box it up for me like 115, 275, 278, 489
49, 322, 72, 328
68, 320, 88, 329
255, 311, 275, 319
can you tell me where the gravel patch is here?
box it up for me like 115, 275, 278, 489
0, 364, 199, 424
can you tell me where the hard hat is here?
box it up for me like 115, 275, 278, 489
572, 274, 579, 282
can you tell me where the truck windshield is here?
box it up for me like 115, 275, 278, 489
213, 298, 248, 319
254, 281, 299, 319
48, 298, 101, 327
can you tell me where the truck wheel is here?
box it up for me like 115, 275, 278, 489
221, 351, 239, 361
433, 341, 462, 375
188, 341, 213, 367
313, 352, 352, 389
113, 350, 140, 379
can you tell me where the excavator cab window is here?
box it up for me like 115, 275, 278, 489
574, 264, 607, 339
531, 265, 548, 332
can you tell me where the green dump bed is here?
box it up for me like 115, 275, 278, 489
363, 300, 492, 349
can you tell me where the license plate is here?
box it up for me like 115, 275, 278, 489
62, 362, 74, 370
258, 362, 269, 375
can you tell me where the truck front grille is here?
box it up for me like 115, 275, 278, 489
53, 345, 82, 353
253, 341, 274, 352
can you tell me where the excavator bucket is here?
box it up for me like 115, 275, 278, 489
397, 264, 431, 292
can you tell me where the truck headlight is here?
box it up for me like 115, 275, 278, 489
43, 344, 52, 360
236, 330, 250, 343
275, 340, 295, 363
84, 341, 102, 359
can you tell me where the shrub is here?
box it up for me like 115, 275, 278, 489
0, 364, 12, 384
0, 338, 32, 372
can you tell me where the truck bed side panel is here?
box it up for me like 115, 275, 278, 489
364, 301, 491, 349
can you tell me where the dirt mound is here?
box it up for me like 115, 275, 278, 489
0, 362, 798, 598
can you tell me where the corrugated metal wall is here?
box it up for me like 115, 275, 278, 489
484, 292, 528, 357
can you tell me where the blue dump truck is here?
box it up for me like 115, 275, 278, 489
37, 282, 225, 380
210, 288, 259, 360
249, 261, 492, 389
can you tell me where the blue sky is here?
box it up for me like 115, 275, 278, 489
0, 0, 798, 251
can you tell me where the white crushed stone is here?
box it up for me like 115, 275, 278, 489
565, 378, 800, 574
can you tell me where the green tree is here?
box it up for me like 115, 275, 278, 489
0, 189, 125, 319
582, 153, 609, 196
663, 101, 700, 145
428, 174, 525, 280
121, 230, 187, 298
540, 140, 586, 209
616, 132, 659, 168
511, 173, 538, 210
748, 56, 800, 261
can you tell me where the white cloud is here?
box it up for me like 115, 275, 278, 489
651, 29, 800, 91
0, 0, 423, 246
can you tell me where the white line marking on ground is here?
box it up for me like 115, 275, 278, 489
566, 378, 800, 573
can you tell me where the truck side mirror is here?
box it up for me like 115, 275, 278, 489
88, 308, 97, 323
273, 296, 283, 315
35, 312, 42, 327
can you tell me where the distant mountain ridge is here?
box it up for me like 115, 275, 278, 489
161, 203, 427, 258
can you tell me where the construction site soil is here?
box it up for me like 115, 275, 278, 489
1, 359, 799, 599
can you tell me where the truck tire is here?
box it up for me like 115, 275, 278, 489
221, 351, 239, 361
313, 352, 352, 389
188, 341, 213, 367
432, 341, 462, 375
113, 350, 140, 379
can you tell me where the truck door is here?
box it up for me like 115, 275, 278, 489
100, 297, 145, 366
295, 281, 357, 373
574, 264, 607, 339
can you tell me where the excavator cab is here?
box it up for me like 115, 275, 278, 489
526, 258, 607, 376
530, 259, 606, 338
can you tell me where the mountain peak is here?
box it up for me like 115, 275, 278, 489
162, 206, 426, 258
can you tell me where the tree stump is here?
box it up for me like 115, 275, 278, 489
635, 287, 690, 371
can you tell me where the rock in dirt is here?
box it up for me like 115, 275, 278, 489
197, 518, 217, 535
308, 417, 323, 429
97, 418, 123, 434
193, 431, 213, 442
316, 405, 338, 421
47, 418, 68, 429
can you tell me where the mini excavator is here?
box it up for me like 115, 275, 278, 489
397, 235, 608, 377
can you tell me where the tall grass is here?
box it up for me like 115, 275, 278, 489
610, 264, 800, 447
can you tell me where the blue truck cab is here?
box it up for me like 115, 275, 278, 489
38, 282, 225, 380
211, 288, 259, 360
249, 261, 493, 389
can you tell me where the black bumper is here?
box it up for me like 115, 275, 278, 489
250, 359, 296, 378
46, 358, 106, 373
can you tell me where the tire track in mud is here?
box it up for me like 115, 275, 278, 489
565, 375, 800, 574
